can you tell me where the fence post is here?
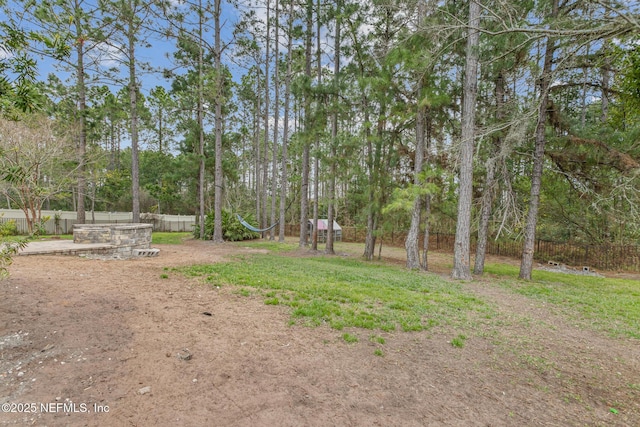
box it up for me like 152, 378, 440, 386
584, 245, 589, 266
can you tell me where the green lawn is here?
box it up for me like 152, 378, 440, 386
234, 240, 299, 252
151, 232, 192, 245
43, 234, 74, 240
485, 263, 640, 339
175, 252, 489, 331
170, 238, 640, 339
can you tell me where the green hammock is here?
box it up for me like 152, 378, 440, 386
236, 214, 279, 233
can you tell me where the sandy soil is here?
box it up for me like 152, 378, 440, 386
1, 239, 639, 426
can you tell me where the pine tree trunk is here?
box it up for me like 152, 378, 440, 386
312, 134, 319, 250
362, 100, 376, 261
405, 85, 426, 269
269, 0, 280, 241
364, 212, 377, 261
278, 0, 294, 243
299, 0, 313, 248
127, 2, 140, 224
422, 194, 431, 270
75, 24, 86, 225
299, 143, 309, 247
197, 0, 205, 239
212, 0, 224, 243
519, 0, 558, 280
311, 3, 321, 251
255, 76, 261, 222
601, 40, 611, 123
473, 157, 495, 274
451, 0, 480, 280
326, 0, 340, 255
262, 0, 271, 235
421, 111, 433, 271
474, 72, 505, 274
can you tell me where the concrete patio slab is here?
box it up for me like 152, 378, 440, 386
18, 240, 116, 256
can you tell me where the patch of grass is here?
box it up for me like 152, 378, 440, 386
264, 297, 280, 305
521, 354, 556, 375
370, 335, 386, 345
38, 234, 73, 240
151, 232, 191, 245
173, 264, 218, 277
373, 349, 384, 357
1, 235, 32, 242
451, 334, 467, 348
232, 241, 298, 252
342, 333, 358, 343
176, 254, 487, 332
160, 273, 169, 279
236, 288, 251, 297
485, 263, 640, 339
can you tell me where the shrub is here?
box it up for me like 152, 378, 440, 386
192, 209, 261, 241
0, 220, 18, 237
0, 239, 28, 279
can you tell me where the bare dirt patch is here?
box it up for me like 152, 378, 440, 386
1, 239, 639, 426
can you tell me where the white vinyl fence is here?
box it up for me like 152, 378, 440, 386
0, 209, 196, 234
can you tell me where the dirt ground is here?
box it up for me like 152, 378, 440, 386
1, 239, 639, 426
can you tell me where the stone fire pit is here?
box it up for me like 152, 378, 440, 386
73, 223, 158, 257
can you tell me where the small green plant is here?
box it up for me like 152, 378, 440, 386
34, 216, 50, 236
342, 333, 358, 343
0, 238, 29, 279
53, 211, 62, 235
373, 349, 384, 357
264, 297, 280, 305
160, 273, 169, 279
370, 335, 386, 345
451, 334, 467, 348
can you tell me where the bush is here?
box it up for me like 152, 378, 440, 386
0, 238, 29, 279
192, 209, 261, 241
0, 220, 18, 237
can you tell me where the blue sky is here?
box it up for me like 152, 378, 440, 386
0, 0, 256, 96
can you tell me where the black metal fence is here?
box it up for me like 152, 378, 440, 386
286, 224, 640, 272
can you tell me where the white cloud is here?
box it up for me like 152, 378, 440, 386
0, 45, 12, 61
87, 42, 125, 68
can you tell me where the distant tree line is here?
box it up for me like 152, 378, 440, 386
1, 0, 639, 279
